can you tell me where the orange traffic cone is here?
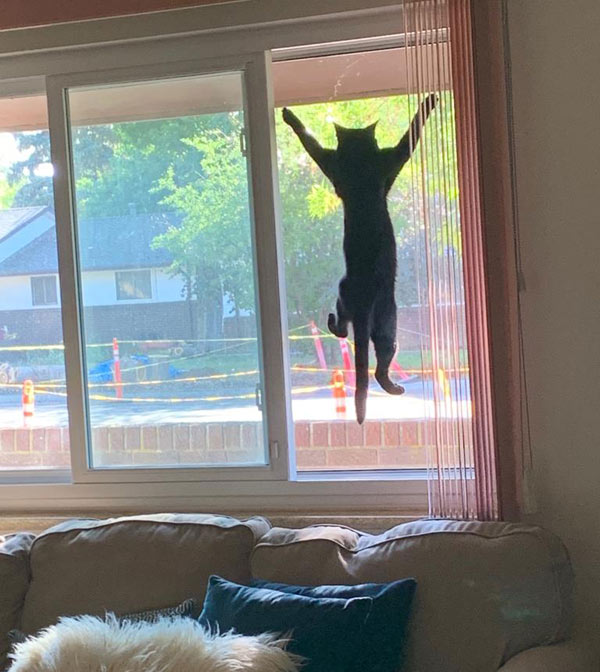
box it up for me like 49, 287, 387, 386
22, 379, 35, 421
331, 369, 347, 418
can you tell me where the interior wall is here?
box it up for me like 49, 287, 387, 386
507, 0, 600, 643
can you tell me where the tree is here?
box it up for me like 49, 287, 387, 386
7, 126, 118, 209
152, 114, 255, 345
8, 131, 54, 207
4, 92, 458, 352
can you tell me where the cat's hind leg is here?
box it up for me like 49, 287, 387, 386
328, 278, 351, 338
372, 292, 405, 396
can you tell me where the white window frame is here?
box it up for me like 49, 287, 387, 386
47, 53, 292, 485
31, 274, 58, 306
0, 4, 432, 514
115, 270, 153, 301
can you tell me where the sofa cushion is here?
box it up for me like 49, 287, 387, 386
0, 533, 35, 671
250, 577, 417, 672
20, 513, 269, 635
199, 575, 373, 672
251, 520, 574, 672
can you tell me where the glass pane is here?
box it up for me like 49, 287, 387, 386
0, 94, 70, 470
273, 47, 466, 472
67, 73, 266, 469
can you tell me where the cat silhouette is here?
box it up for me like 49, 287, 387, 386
283, 95, 437, 423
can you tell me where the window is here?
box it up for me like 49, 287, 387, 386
0, 94, 70, 472
60, 70, 269, 472
0, 0, 499, 515
272, 47, 467, 475
31, 275, 58, 306
115, 270, 152, 301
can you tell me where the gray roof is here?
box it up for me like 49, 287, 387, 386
0, 211, 180, 276
0, 206, 48, 242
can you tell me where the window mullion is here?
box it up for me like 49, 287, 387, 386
244, 52, 295, 480
46, 75, 90, 482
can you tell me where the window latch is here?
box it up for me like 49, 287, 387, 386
255, 382, 262, 410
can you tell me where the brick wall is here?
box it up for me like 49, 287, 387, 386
0, 420, 431, 470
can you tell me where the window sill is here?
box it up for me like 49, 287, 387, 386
0, 475, 428, 518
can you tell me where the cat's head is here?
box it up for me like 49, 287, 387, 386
334, 122, 379, 152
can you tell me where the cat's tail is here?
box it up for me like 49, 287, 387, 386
353, 313, 371, 425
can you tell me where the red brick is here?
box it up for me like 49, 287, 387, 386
60, 429, 70, 452
364, 421, 382, 446
311, 422, 329, 447
383, 421, 400, 447
40, 452, 71, 468
173, 425, 190, 451
158, 425, 173, 452
133, 451, 179, 466
421, 421, 435, 445
226, 450, 260, 465
93, 427, 109, 454
125, 426, 141, 451
46, 428, 61, 452
326, 448, 378, 468
329, 422, 346, 447
31, 429, 46, 452
191, 424, 207, 450
178, 449, 210, 466
206, 450, 227, 465
16, 429, 30, 452
96, 451, 133, 466
296, 449, 327, 469
109, 427, 125, 451
142, 426, 158, 451
0, 430, 15, 452
0, 452, 41, 467
241, 423, 258, 447
223, 424, 241, 450
294, 422, 310, 449
401, 422, 419, 446
346, 423, 364, 446
207, 424, 223, 450
378, 446, 428, 468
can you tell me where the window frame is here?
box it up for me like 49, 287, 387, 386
31, 274, 58, 306
0, 4, 479, 514
114, 269, 153, 302
46, 53, 293, 485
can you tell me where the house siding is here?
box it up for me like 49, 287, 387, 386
0, 301, 198, 346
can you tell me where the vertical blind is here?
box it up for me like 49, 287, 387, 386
402, 0, 499, 519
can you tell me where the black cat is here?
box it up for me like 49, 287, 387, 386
282, 95, 437, 423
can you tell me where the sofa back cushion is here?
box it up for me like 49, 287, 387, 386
251, 520, 574, 672
20, 513, 269, 635
0, 533, 35, 671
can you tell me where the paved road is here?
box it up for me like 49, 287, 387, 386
0, 377, 471, 428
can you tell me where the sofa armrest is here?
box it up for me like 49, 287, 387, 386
498, 639, 598, 672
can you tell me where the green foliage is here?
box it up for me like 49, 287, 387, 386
0, 175, 20, 208
8, 130, 54, 207
152, 114, 255, 312
5, 90, 459, 345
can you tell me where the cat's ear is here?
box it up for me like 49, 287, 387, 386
334, 123, 348, 141
366, 121, 378, 136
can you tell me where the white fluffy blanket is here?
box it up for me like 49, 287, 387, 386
9, 615, 300, 672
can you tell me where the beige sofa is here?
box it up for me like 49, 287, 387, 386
0, 514, 595, 671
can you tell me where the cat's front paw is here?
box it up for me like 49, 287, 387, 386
424, 93, 439, 112
282, 107, 297, 126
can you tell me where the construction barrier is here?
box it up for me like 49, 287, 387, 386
331, 369, 347, 418
309, 321, 328, 370
22, 379, 34, 420
339, 339, 356, 388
